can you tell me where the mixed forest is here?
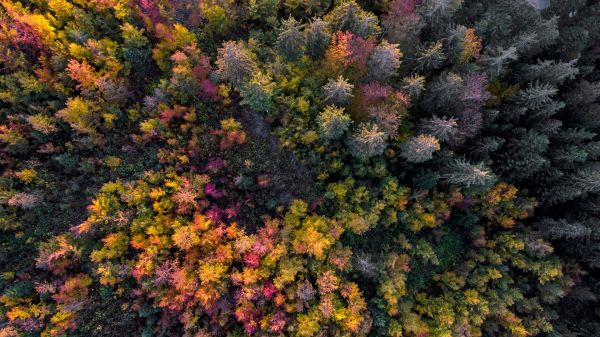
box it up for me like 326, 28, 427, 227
1, 0, 600, 336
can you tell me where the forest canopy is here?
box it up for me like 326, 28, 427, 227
1, 0, 600, 337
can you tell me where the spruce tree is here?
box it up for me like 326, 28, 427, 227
317, 106, 352, 140
323, 76, 354, 106
306, 18, 331, 58
348, 122, 388, 160
215, 41, 258, 88
399, 134, 440, 163
276, 17, 305, 61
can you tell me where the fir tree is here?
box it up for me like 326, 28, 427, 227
537, 217, 591, 240
523, 59, 579, 85
424, 72, 464, 111
482, 46, 518, 77
419, 0, 464, 22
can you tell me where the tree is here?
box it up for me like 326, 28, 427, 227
523, 59, 579, 85
239, 72, 275, 113
424, 72, 464, 112
443, 159, 496, 188
323, 76, 354, 106
482, 46, 519, 77
421, 116, 458, 142
460, 28, 482, 63
415, 41, 446, 72
276, 17, 305, 61
215, 41, 258, 88
317, 106, 352, 140
325, 0, 381, 38
367, 41, 402, 82
348, 123, 388, 160
461, 74, 490, 107
402, 74, 426, 98
536, 217, 591, 240
515, 82, 558, 110
247, 0, 280, 24
399, 134, 440, 163
419, 0, 464, 22
382, 0, 424, 48
305, 18, 331, 58
498, 130, 550, 181
368, 104, 402, 137
468, 136, 504, 158
56, 97, 102, 136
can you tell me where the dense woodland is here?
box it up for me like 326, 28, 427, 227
1, 0, 600, 336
